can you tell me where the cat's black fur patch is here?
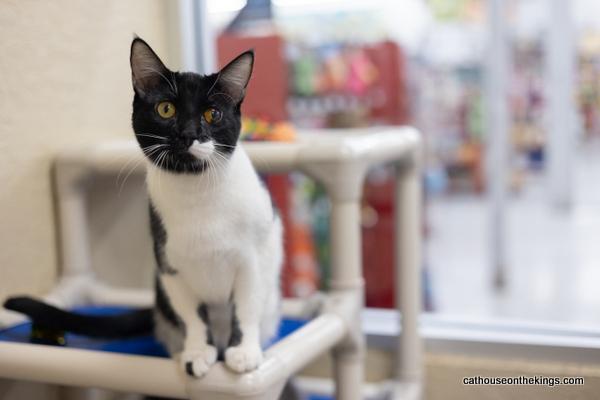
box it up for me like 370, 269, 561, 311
197, 303, 214, 346
3, 297, 153, 338
149, 203, 177, 275
197, 303, 209, 324
228, 304, 243, 348
185, 361, 195, 377
155, 276, 184, 331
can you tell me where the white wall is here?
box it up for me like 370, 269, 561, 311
0, 0, 172, 299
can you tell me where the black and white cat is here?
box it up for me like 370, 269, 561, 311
5, 38, 283, 378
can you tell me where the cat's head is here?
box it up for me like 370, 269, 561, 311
130, 37, 254, 174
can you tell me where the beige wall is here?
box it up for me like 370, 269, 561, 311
0, 0, 172, 299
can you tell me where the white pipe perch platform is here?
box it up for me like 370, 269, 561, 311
0, 127, 423, 400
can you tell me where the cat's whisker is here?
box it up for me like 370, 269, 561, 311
118, 145, 168, 193
156, 150, 169, 194
116, 145, 158, 190
137, 133, 168, 141
118, 157, 146, 195
117, 145, 162, 195
207, 157, 216, 191
210, 155, 222, 190
116, 155, 140, 188
142, 144, 168, 156
212, 151, 233, 173
211, 154, 228, 175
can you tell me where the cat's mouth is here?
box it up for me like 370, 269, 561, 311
188, 140, 215, 160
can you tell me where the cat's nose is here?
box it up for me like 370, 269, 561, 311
181, 124, 199, 139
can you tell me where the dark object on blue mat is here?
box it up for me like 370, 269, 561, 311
4, 296, 153, 338
30, 323, 66, 346
0, 305, 306, 358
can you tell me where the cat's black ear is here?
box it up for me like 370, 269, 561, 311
216, 50, 254, 103
130, 37, 170, 96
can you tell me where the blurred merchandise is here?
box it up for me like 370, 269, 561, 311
241, 117, 296, 141
287, 40, 409, 128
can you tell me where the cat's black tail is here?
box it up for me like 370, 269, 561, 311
4, 296, 153, 338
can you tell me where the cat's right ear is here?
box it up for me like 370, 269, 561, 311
130, 37, 169, 96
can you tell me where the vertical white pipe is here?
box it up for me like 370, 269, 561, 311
546, 0, 576, 209
55, 166, 92, 277
178, 0, 197, 72
333, 351, 363, 400
329, 201, 363, 290
195, 0, 216, 73
485, 0, 509, 288
395, 160, 423, 383
329, 199, 364, 400
178, 0, 216, 74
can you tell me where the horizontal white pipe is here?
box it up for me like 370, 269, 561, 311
54, 128, 420, 176
0, 342, 186, 398
0, 313, 346, 398
87, 282, 153, 308
265, 313, 346, 376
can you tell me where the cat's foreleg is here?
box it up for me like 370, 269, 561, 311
160, 273, 217, 378
225, 254, 265, 373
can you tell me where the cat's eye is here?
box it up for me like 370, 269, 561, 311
156, 101, 176, 119
203, 108, 222, 124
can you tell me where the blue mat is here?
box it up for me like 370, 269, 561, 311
0, 306, 306, 357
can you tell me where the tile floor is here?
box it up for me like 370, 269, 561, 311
426, 141, 600, 328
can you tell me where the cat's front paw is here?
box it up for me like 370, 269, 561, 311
181, 345, 218, 378
224, 344, 263, 373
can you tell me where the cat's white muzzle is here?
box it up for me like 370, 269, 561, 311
188, 140, 215, 160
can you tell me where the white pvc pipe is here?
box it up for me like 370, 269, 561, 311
193, 0, 216, 74
395, 159, 423, 385
178, 0, 197, 72
0, 342, 186, 398
87, 282, 153, 308
0, 313, 347, 399
327, 194, 365, 400
485, 0, 509, 289
54, 163, 93, 278
546, 0, 576, 209
177, 0, 216, 75
329, 201, 364, 290
332, 350, 363, 400
264, 313, 346, 376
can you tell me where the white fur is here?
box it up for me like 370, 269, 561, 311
188, 139, 215, 159
146, 146, 282, 376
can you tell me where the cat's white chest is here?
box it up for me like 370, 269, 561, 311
146, 148, 267, 304
164, 214, 239, 303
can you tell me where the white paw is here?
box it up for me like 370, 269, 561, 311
181, 345, 218, 378
225, 345, 263, 373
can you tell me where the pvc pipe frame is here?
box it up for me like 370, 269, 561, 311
0, 128, 423, 400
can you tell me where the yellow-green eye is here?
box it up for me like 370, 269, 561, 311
156, 101, 176, 119
203, 108, 222, 124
